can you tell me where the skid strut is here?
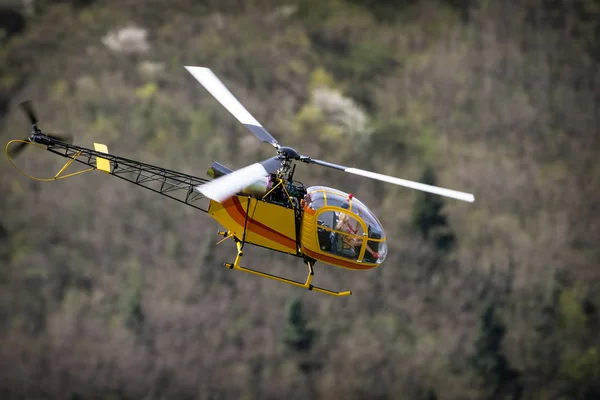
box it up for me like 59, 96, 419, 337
223, 233, 351, 297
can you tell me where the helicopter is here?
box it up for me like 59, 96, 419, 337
5, 66, 475, 297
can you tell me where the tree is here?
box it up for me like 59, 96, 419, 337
470, 302, 523, 399
282, 297, 316, 354
411, 165, 456, 251
422, 387, 438, 400
120, 260, 145, 335
281, 296, 320, 399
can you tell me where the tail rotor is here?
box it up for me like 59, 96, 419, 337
7, 100, 74, 159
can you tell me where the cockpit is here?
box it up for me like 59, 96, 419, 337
304, 186, 387, 264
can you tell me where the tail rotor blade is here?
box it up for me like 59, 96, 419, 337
12, 101, 75, 158
184, 66, 280, 149
19, 100, 38, 126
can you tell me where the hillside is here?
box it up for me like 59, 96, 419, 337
1, 0, 600, 399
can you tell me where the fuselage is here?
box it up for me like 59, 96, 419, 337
205, 163, 387, 271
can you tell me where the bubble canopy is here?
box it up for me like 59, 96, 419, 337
304, 186, 387, 264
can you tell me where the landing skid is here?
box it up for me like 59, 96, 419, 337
219, 231, 351, 297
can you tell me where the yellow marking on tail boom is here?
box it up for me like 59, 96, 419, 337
93, 143, 110, 173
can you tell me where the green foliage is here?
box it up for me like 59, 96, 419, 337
51, 79, 69, 98
281, 297, 322, 382
13, 275, 47, 335
281, 297, 316, 353
0, 73, 17, 91
135, 82, 158, 99
528, 0, 600, 61
309, 66, 337, 90
187, 111, 213, 142
345, 37, 398, 81
295, 0, 354, 25
345, 0, 417, 22
293, 100, 345, 148
371, 101, 439, 165
0, 9, 26, 43
553, 288, 600, 398
185, 235, 235, 303
470, 302, 523, 399
411, 166, 455, 251
0, 221, 8, 255
369, 118, 410, 163
295, 103, 326, 132
120, 260, 145, 334
471, 303, 506, 380
561, 346, 600, 399
162, 231, 181, 259
69, 392, 83, 400
559, 288, 588, 337
531, 301, 561, 378
121, 284, 144, 333
424, 388, 438, 400
199, 235, 217, 266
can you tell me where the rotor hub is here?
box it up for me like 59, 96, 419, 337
277, 146, 300, 160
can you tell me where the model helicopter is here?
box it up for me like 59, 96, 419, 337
5, 66, 475, 296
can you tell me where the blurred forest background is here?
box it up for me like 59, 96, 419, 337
1, 0, 599, 399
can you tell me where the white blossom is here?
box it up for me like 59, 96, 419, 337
102, 25, 150, 54
311, 86, 373, 139
270, 5, 298, 19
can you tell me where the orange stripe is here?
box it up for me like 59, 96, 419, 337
223, 197, 296, 250
303, 247, 377, 270
304, 204, 316, 215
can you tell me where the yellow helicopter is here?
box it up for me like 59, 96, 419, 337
5, 66, 475, 297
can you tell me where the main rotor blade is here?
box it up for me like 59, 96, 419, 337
184, 66, 280, 149
195, 156, 282, 203
309, 159, 475, 203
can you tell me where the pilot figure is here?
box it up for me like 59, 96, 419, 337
303, 192, 313, 208
336, 203, 380, 260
